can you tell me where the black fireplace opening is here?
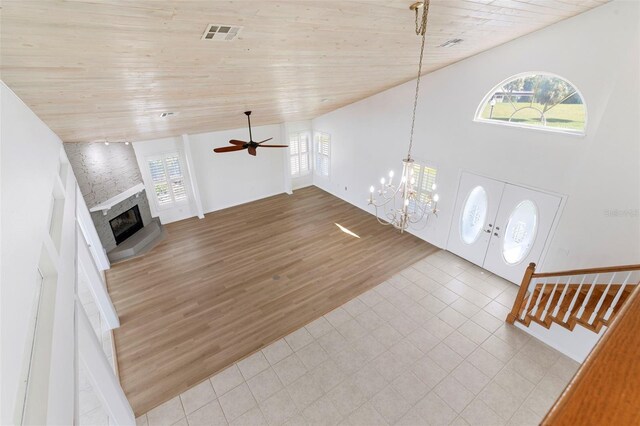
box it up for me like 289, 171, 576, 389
110, 205, 144, 245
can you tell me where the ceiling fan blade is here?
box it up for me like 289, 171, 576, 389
259, 144, 289, 148
229, 139, 247, 146
256, 138, 273, 145
214, 146, 246, 153
248, 146, 257, 156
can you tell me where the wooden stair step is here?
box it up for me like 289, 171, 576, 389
518, 284, 634, 333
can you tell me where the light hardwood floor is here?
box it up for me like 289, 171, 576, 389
107, 186, 437, 416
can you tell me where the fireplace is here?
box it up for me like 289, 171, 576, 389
109, 205, 144, 245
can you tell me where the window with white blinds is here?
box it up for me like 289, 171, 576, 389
315, 132, 330, 178
410, 162, 438, 206
289, 132, 311, 177
147, 153, 187, 208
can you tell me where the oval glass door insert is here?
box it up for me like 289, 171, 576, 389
460, 186, 488, 245
503, 200, 538, 264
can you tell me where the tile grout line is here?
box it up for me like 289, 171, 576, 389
142, 251, 574, 426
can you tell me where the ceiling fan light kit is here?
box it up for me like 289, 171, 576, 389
212, 111, 287, 156
368, 0, 439, 233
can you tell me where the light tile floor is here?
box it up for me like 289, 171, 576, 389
135, 250, 580, 426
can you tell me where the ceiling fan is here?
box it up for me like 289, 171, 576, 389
213, 111, 287, 156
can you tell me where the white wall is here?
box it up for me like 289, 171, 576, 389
1, 82, 132, 425
517, 321, 607, 363
189, 124, 286, 213
135, 124, 287, 222
312, 1, 640, 272
1, 81, 75, 424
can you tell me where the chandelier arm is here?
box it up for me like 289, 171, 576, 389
369, 203, 393, 226
408, 209, 427, 223
371, 191, 399, 208
386, 208, 400, 225
381, 199, 395, 221
411, 199, 433, 214
409, 214, 431, 230
370, 203, 395, 226
384, 184, 402, 200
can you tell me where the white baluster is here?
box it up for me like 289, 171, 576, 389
588, 273, 617, 324
541, 277, 561, 322
603, 271, 633, 321
530, 279, 548, 317
520, 278, 538, 320
552, 276, 570, 317
576, 274, 600, 319
563, 275, 587, 323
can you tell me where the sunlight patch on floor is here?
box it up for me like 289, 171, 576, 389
335, 223, 360, 239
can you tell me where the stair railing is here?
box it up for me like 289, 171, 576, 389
507, 263, 640, 330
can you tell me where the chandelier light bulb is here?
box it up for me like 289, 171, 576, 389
432, 183, 437, 190
389, 170, 394, 178
433, 194, 440, 202
380, 177, 385, 185
369, 186, 375, 193
404, 199, 410, 207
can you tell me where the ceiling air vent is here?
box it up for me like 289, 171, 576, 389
439, 38, 463, 48
201, 24, 242, 41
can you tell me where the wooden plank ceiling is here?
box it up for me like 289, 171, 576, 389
1, 0, 608, 143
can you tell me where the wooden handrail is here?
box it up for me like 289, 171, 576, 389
532, 263, 640, 279
506, 262, 536, 324
505, 262, 639, 325
541, 283, 640, 425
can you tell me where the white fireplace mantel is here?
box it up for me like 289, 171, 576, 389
89, 183, 146, 215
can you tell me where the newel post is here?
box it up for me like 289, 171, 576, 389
506, 262, 536, 324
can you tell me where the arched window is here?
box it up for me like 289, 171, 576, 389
475, 73, 586, 135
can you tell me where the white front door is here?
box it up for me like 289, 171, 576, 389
447, 172, 562, 284
483, 184, 561, 284
447, 173, 505, 266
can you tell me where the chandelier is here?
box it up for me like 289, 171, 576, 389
368, 0, 439, 233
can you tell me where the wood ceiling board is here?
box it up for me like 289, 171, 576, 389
0, 0, 608, 143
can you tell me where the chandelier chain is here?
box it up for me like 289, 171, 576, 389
407, 0, 430, 160
367, 1, 438, 234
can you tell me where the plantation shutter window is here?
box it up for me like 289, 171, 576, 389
315, 132, 330, 178
147, 153, 188, 208
408, 162, 438, 210
417, 165, 437, 203
300, 133, 310, 174
289, 132, 311, 177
